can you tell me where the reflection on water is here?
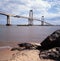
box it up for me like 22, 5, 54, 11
0, 26, 60, 43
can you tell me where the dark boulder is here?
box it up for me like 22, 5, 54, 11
11, 43, 40, 51
36, 30, 60, 51
18, 43, 34, 49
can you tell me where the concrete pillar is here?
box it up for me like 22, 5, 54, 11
6, 15, 11, 26
41, 16, 44, 26
28, 10, 33, 26
41, 21, 44, 26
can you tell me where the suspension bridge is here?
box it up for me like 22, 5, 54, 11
0, 10, 53, 26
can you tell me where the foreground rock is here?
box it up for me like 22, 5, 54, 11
11, 43, 38, 51
40, 47, 60, 60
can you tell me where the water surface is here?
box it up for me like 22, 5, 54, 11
0, 26, 60, 43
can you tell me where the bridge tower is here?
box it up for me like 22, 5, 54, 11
41, 16, 44, 26
28, 10, 33, 25
6, 15, 11, 26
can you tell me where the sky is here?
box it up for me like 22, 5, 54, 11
0, 0, 60, 25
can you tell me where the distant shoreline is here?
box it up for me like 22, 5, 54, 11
0, 24, 60, 26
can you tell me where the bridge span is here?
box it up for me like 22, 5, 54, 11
0, 10, 53, 26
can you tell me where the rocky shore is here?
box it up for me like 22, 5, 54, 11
0, 42, 60, 61
9, 43, 60, 61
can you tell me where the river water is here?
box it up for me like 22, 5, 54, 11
0, 26, 60, 43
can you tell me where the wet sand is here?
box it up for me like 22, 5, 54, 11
0, 41, 18, 60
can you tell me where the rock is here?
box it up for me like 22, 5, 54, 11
18, 43, 35, 49
37, 30, 60, 51
11, 43, 41, 51
40, 47, 60, 60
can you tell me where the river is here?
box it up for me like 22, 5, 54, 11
0, 26, 60, 43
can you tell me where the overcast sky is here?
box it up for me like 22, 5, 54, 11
0, 0, 60, 25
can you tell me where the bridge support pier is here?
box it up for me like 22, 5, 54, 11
6, 15, 11, 26
41, 21, 44, 26
28, 19, 33, 26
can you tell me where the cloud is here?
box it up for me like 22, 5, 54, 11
0, 0, 60, 25
0, 0, 51, 14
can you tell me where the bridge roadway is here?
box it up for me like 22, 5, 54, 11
0, 12, 52, 26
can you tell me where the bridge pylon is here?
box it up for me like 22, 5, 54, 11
28, 10, 33, 25
41, 16, 44, 26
